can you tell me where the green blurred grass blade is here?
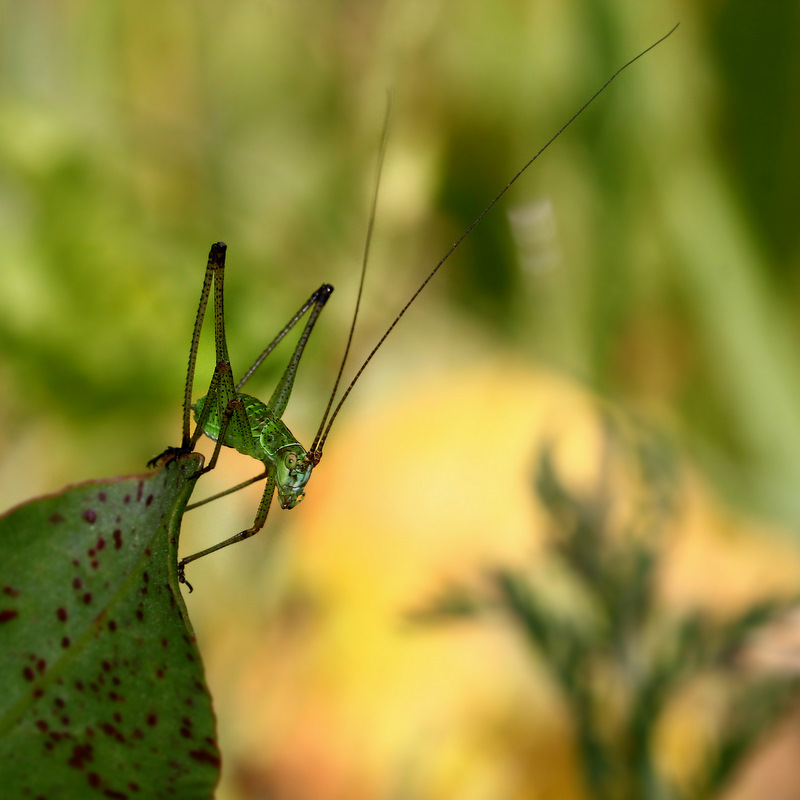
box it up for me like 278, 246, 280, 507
0, 453, 219, 798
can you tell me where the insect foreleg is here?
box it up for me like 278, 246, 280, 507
178, 472, 277, 585
186, 466, 270, 511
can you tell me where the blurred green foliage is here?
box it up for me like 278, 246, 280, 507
0, 0, 799, 531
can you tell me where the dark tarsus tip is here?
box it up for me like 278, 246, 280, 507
146, 445, 189, 470
177, 562, 194, 593
210, 242, 227, 264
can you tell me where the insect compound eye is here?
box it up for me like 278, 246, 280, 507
284, 453, 298, 469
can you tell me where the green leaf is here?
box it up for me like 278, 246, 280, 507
0, 453, 219, 799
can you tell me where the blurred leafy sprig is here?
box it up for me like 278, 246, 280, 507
416, 416, 800, 800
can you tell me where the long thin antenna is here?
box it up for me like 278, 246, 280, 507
313, 23, 679, 460
309, 95, 393, 458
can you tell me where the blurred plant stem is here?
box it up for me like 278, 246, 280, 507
419, 415, 800, 800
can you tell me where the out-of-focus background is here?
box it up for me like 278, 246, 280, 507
3, 1, 800, 798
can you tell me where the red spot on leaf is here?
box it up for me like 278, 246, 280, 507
61, 637, 71, 648
189, 748, 221, 767
57, 607, 68, 622
113, 529, 123, 549
108, 620, 117, 632
83, 509, 97, 524
73, 577, 83, 590
96, 536, 106, 551
49, 512, 65, 524
145, 493, 154, 506
88, 772, 101, 787
23, 666, 34, 681
36, 719, 48, 732
101, 722, 126, 743
98, 491, 107, 501
0, 609, 18, 622
146, 713, 157, 727
68, 742, 94, 769
2, 586, 19, 597
83, 593, 92, 604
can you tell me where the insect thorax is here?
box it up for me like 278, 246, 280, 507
193, 392, 302, 460
193, 392, 312, 509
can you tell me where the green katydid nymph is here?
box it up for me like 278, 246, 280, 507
151, 25, 678, 590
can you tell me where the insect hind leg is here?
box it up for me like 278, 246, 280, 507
189, 360, 253, 479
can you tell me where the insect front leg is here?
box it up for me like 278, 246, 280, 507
178, 471, 277, 588
185, 466, 270, 511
